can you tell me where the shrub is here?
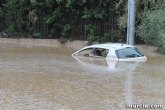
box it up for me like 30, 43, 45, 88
61, 24, 71, 39
138, 10, 165, 54
98, 33, 117, 43
85, 24, 97, 45
58, 37, 68, 44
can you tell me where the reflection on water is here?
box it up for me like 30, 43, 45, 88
72, 56, 142, 73
0, 43, 165, 110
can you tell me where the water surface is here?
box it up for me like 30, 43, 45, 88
0, 43, 165, 110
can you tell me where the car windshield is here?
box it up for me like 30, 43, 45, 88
116, 47, 144, 59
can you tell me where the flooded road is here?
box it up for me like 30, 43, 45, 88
0, 43, 165, 110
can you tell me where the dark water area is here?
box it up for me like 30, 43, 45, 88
0, 43, 165, 110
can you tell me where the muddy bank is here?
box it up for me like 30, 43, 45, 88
0, 38, 160, 56
136, 45, 160, 57
0, 38, 88, 50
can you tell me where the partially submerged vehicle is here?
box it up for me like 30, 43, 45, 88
72, 43, 147, 62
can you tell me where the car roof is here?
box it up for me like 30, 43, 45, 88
83, 43, 135, 50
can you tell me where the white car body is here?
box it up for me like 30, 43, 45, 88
72, 43, 147, 62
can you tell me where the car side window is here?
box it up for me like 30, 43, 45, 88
78, 48, 93, 57
94, 48, 109, 57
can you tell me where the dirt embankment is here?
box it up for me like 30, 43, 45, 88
136, 45, 161, 57
0, 38, 161, 56
0, 38, 88, 50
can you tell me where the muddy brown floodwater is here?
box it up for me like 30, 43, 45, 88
0, 43, 165, 110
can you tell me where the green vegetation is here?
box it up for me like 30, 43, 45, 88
138, 10, 165, 54
117, 0, 165, 54
0, 0, 165, 53
0, 0, 118, 44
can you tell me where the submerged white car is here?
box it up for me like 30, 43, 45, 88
72, 43, 147, 61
